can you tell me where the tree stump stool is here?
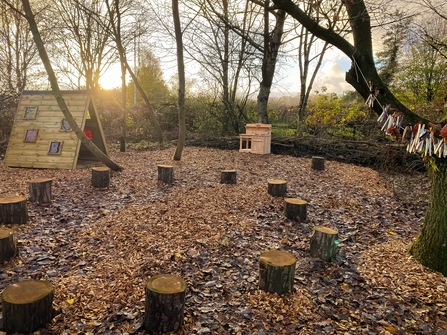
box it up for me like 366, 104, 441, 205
92, 167, 110, 188
311, 156, 325, 171
158, 165, 174, 184
28, 178, 53, 204
0, 228, 15, 262
267, 179, 287, 197
220, 169, 237, 184
2, 280, 54, 334
310, 226, 339, 261
259, 250, 296, 295
144, 274, 186, 334
0, 196, 28, 224
284, 198, 307, 222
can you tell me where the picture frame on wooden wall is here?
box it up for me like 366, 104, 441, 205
23, 106, 38, 119
60, 119, 71, 131
24, 129, 38, 143
48, 140, 63, 155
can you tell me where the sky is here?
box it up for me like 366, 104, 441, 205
98, 47, 354, 96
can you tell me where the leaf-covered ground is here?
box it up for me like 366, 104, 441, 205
0, 147, 446, 335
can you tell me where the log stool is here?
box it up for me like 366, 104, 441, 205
267, 179, 287, 197
92, 167, 110, 188
311, 156, 325, 171
2, 280, 54, 334
221, 169, 237, 184
284, 198, 307, 222
144, 274, 186, 334
310, 226, 339, 261
0, 196, 28, 224
259, 250, 296, 295
0, 228, 15, 262
158, 165, 174, 184
28, 178, 53, 204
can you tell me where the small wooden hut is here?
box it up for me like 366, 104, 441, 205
4, 90, 109, 169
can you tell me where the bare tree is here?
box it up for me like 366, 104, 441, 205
104, 0, 164, 146
48, 0, 116, 92
172, 0, 186, 160
4, 0, 123, 170
271, 0, 447, 275
0, 0, 41, 139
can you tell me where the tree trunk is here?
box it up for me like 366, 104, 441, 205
271, 0, 428, 124
158, 165, 174, 184
143, 274, 186, 334
284, 198, 307, 222
2, 280, 54, 334
120, 60, 127, 152
0, 228, 15, 262
221, 170, 237, 184
268, 179, 287, 197
104, 1, 163, 146
257, 5, 286, 123
172, 0, 186, 161
21, 0, 123, 171
92, 167, 110, 188
310, 226, 339, 262
311, 156, 325, 171
409, 158, 447, 275
28, 178, 52, 204
0, 196, 28, 224
259, 250, 296, 295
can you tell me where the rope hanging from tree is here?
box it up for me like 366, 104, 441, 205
351, 55, 447, 158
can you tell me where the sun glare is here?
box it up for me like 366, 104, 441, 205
99, 63, 124, 90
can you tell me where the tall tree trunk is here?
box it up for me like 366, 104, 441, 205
172, 0, 186, 161
20, 0, 123, 171
105, 0, 164, 145
271, 0, 443, 274
120, 60, 126, 152
409, 158, 447, 275
257, 3, 286, 123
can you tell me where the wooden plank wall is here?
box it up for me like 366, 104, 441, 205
4, 91, 88, 169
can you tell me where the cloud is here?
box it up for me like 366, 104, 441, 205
273, 48, 354, 96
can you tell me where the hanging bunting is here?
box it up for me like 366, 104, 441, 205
353, 58, 447, 158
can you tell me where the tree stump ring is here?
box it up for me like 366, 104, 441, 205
28, 178, 53, 204
221, 169, 237, 184
144, 274, 186, 334
0, 228, 16, 262
2, 280, 54, 334
310, 226, 339, 262
267, 179, 287, 197
158, 165, 174, 184
0, 196, 28, 224
259, 250, 296, 295
311, 156, 325, 171
92, 167, 110, 188
284, 198, 307, 222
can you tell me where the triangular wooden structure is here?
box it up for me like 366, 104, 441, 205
4, 90, 109, 169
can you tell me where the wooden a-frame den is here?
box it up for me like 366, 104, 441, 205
4, 90, 109, 169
